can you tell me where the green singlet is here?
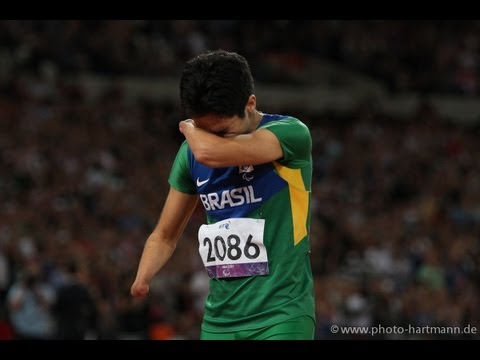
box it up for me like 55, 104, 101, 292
169, 114, 315, 338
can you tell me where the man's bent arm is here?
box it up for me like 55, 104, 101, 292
131, 187, 198, 298
179, 121, 283, 168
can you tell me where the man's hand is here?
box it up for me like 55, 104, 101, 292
130, 280, 150, 299
179, 119, 195, 135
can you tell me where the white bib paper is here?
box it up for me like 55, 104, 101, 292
198, 218, 269, 278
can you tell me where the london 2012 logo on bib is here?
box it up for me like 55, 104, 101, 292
239, 165, 254, 181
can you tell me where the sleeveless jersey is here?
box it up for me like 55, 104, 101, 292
168, 113, 315, 332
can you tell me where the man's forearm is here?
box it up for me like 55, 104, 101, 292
179, 120, 224, 166
134, 232, 176, 283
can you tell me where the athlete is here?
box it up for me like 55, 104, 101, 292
131, 50, 315, 340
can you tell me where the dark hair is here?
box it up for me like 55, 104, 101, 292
180, 50, 254, 119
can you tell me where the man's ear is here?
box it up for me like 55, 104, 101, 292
246, 95, 256, 113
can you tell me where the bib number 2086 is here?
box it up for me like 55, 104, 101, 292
203, 234, 260, 262
198, 218, 269, 279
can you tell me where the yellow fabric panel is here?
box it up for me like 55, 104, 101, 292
273, 162, 309, 245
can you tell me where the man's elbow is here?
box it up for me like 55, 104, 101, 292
192, 147, 222, 167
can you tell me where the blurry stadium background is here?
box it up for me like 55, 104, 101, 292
0, 20, 479, 340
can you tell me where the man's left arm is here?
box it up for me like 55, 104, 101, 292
179, 120, 283, 168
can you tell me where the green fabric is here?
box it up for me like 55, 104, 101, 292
168, 140, 196, 194
200, 315, 315, 340
168, 115, 315, 333
260, 117, 312, 165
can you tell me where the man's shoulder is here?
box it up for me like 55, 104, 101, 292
260, 114, 310, 136
260, 114, 307, 128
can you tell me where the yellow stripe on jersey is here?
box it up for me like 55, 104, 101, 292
273, 162, 309, 246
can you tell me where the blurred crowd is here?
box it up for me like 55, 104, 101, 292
0, 76, 203, 339
0, 20, 479, 340
309, 102, 480, 339
0, 20, 480, 94
0, 74, 479, 339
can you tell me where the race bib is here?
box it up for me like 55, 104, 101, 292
198, 218, 269, 279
